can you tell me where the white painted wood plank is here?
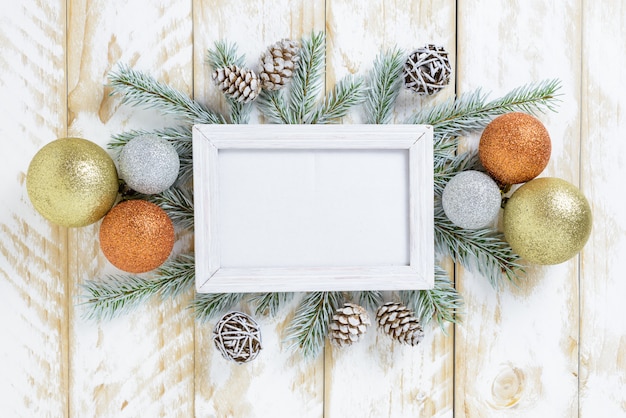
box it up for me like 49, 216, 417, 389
0, 0, 68, 416
579, 1, 626, 415
193, 1, 326, 417
66, 0, 195, 416
324, 1, 456, 417
455, 1, 582, 416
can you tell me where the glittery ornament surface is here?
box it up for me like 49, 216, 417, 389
118, 134, 180, 194
442, 170, 502, 229
26, 137, 119, 227
503, 177, 592, 265
479, 112, 551, 185
99, 200, 175, 273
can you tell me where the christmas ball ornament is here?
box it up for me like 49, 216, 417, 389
403, 44, 452, 95
442, 170, 502, 229
503, 177, 592, 265
212, 65, 261, 103
479, 112, 551, 185
213, 311, 262, 364
118, 135, 180, 195
329, 303, 371, 348
99, 200, 175, 273
376, 302, 424, 346
26, 137, 118, 227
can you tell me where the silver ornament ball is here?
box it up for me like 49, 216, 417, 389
442, 170, 502, 229
118, 134, 180, 194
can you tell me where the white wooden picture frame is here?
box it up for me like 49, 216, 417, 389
193, 124, 434, 293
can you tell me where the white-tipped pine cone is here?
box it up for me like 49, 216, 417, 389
329, 303, 371, 347
376, 302, 424, 346
212, 65, 261, 103
258, 39, 300, 90
403, 44, 451, 95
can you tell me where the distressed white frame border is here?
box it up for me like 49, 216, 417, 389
193, 124, 433, 293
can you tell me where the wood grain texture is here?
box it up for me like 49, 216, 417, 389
192, 1, 326, 417
66, 0, 195, 416
324, 1, 456, 417
455, 0, 582, 416
579, 0, 626, 414
0, 0, 68, 416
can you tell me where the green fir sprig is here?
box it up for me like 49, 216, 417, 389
81, 254, 195, 321
290, 31, 326, 123
365, 48, 405, 124
249, 292, 294, 317
191, 293, 245, 322
309, 75, 366, 124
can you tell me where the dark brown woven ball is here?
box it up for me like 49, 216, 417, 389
403, 44, 452, 95
213, 311, 262, 363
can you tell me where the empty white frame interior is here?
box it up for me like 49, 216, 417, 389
193, 124, 433, 293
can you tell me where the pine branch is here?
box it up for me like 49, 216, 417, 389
206, 40, 251, 124
80, 254, 195, 321
400, 264, 464, 329
284, 292, 343, 358
108, 64, 226, 125
257, 89, 294, 124
408, 79, 562, 138
191, 293, 245, 322
434, 202, 524, 287
354, 291, 383, 311
289, 31, 326, 123
308, 75, 366, 124
364, 47, 405, 124
249, 292, 294, 317
144, 187, 194, 231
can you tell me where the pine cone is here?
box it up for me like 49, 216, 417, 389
403, 44, 451, 95
258, 39, 300, 90
213, 311, 262, 363
329, 303, 371, 347
376, 302, 424, 346
212, 65, 261, 103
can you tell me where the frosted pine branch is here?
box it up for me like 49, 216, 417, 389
365, 48, 405, 124
289, 31, 326, 123
285, 292, 343, 358
257, 90, 294, 124
109, 64, 226, 124
408, 79, 561, 137
250, 292, 294, 317
354, 291, 383, 311
191, 293, 245, 322
308, 75, 366, 124
144, 187, 194, 231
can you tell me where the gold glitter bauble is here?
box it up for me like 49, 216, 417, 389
99, 200, 175, 273
479, 112, 551, 185
26, 137, 119, 227
503, 177, 592, 265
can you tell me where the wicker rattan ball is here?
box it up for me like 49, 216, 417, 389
213, 311, 262, 364
403, 44, 452, 95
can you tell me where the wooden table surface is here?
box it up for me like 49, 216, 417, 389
1, 0, 625, 417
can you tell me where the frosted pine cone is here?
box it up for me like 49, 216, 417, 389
258, 39, 300, 90
329, 303, 371, 347
212, 65, 261, 103
376, 302, 424, 346
403, 44, 451, 95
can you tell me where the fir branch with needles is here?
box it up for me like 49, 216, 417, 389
284, 291, 344, 358
354, 291, 384, 312
289, 31, 326, 123
249, 292, 294, 317
192, 293, 246, 322
407, 78, 561, 137
206, 40, 251, 124
109, 64, 226, 125
308, 75, 366, 124
143, 187, 194, 231
80, 254, 195, 321
400, 265, 464, 328
365, 47, 405, 124
257, 90, 294, 124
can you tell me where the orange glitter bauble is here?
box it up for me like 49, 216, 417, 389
99, 200, 175, 273
479, 112, 551, 185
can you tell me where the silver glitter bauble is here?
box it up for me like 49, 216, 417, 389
118, 135, 180, 195
442, 170, 502, 229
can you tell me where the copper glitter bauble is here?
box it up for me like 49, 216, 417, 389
99, 200, 175, 273
479, 112, 551, 185
503, 177, 592, 265
26, 137, 119, 227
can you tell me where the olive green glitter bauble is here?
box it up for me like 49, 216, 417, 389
503, 177, 592, 265
26, 137, 119, 227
